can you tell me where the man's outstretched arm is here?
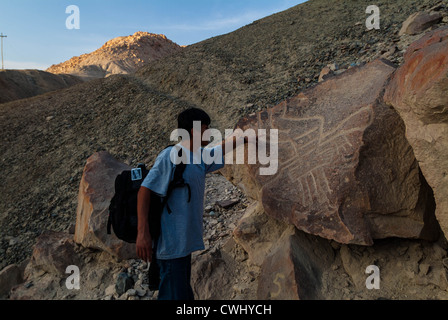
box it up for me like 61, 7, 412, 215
136, 186, 153, 262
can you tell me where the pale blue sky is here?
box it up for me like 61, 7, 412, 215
0, 0, 306, 70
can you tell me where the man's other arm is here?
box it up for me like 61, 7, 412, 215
136, 186, 152, 262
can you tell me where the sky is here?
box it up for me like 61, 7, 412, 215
0, 0, 307, 70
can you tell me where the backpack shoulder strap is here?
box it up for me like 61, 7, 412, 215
162, 144, 191, 213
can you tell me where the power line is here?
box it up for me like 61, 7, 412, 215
1, 33, 7, 70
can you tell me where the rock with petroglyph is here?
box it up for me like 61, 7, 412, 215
221, 58, 439, 245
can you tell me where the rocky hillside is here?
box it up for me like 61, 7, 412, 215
1, 0, 448, 300
0, 69, 83, 104
46, 32, 183, 80
136, 0, 448, 131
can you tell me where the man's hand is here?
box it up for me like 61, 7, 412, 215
221, 131, 258, 155
136, 231, 153, 262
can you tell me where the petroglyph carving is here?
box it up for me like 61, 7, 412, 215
267, 106, 373, 209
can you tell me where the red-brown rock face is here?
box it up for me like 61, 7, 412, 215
385, 26, 448, 240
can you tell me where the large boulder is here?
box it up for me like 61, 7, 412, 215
399, 11, 443, 36
221, 58, 439, 246
232, 201, 287, 266
0, 264, 23, 299
74, 151, 137, 260
24, 231, 81, 277
256, 226, 334, 300
384, 26, 448, 239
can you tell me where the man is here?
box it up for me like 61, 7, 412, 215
136, 107, 249, 300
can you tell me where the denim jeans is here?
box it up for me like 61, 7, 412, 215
157, 254, 194, 300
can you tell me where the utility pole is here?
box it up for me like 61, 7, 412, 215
0, 33, 7, 70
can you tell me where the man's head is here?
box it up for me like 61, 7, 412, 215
178, 107, 211, 146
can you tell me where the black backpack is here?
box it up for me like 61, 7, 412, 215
106, 145, 191, 290
107, 144, 190, 243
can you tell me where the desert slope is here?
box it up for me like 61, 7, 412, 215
0, 69, 83, 104
137, 0, 447, 130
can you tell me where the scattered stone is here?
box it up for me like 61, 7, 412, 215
324, 63, 337, 72
105, 284, 116, 296
215, 199, 239, 209
381, 45, 397, 59
443, 258, 448, 270
318, 66, 333, 82
126, 288, 137, 296
8, 238, 19, 246
115, 272, 134, 296
67, 223, 76, 234
419, 263, 431, 275
135, 288, 147, 297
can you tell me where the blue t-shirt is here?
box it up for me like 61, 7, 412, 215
141, 143, 225, 260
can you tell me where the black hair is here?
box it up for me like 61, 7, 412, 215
177, 107, 211, 133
